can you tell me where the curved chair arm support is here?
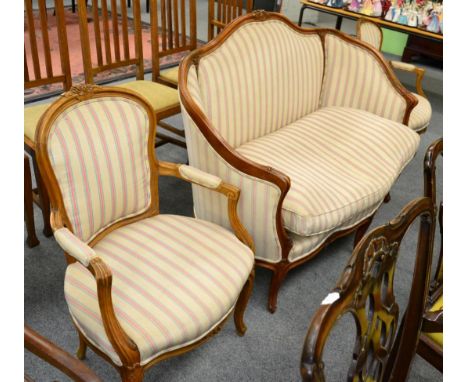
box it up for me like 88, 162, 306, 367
390, 60, 427, 98
53, 223, 140, 368
421, 310, 443, 333
424, 138, 443, 202
25, 325, 102, 382
159, 161, 255, 252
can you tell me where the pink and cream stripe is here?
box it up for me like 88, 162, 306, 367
64, 214, 254, 365
358, 21, 382, 50
48, 97, 152, 243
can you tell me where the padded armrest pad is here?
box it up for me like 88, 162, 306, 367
54, 228, 96, 267
390, 60, 417, 72
179, 165, 222, 189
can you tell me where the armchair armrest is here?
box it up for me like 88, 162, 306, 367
422, 309, 443, 333
390, 60, 426, 98
159, 161, 254, 251
54, 228, 96, 266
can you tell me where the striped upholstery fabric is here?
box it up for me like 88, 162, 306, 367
237, 107, 420, 237
197, 19, 324, 148
65, 214, 254, 366
358, 21, 382, 50
183, 66, 284, 263
47, 97, 152, 242
409, 93, 432, 132
320, 34, 409, 124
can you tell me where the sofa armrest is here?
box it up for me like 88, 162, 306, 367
54, 228, 96, 267
390, 60, 427, 98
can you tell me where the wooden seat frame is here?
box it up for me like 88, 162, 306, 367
417, 138, 443, 372
179, 11, 418, 313
301, 197, 436, 382
24, 0, 72, 240
25, 325, 101, 382
76, 0, 185, 148
35, 84, 255, 382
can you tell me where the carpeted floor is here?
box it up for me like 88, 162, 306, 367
24, 88, 443, 381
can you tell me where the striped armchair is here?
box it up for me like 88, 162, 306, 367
35, 85, 255, 382
179, 11, 420, 312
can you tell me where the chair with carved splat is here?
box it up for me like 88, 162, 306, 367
301, 197, 435, 381
356, 18, 432, 134
417, 138, 443, 372
24, 0, 72, 242
35, 85, 255, 382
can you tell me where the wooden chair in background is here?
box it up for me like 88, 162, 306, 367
417, 138, 443, 372
25, 325, 101, 382
356, 18, 432, 134
77, 0, 185, 147
208, 0, 254, 41
150, 0, 197, 88
35, 84, 255, 382
301, 197, 436, 381
24, 0, 72, 240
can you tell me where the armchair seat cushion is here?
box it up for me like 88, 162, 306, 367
64, 214, 254, 366
116, 80, 179, 113
409, 93, 432, 132
160, 66, 179, 85
237, 107, 419, 237
24, 103, 52, 144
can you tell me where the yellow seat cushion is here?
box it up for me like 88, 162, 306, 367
160, 66, 179, 85
116, 80, 179, 113
426, 295, 443, 347
24, 103, 52, 143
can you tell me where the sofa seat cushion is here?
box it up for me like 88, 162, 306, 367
64, 214, 254, 366
236, 107, 420, 237
409, 93, 432, 132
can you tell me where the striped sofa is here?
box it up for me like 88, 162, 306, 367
179, 11, 420, 312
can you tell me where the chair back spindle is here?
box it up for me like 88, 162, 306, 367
208, 0, 254, 41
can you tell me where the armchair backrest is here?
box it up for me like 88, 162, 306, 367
356, 18, 383, 51
35, 85, 159, 243
191, 11, 324, 148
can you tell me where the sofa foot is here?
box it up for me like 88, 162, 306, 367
268, 265, 288, 313
234, 270, 255, 336
120, 365, 144, 382
76, 333, 87, 360
384, 193, 391, 203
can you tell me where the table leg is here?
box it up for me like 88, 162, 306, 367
335, 15, 343, 30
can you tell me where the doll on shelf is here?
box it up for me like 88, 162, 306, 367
348, 0, 361, 12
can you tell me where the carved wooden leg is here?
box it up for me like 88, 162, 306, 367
353, 215, 374, 248
120, 365, 144, 382
76, 333, 87, 360
384, 193, 391, 203
32, 154, 53, 237
268, 264, 288, 313
24, 156, 40, 248
234, 270, 255, 336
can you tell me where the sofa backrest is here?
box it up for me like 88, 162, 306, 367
195, 17, 324, 148
320, 33, 408, 123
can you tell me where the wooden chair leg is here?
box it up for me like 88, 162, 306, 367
32, 154, 53, 237
76, 332, 87, 360
353, 215, 374, 248
268, 264, 288, 313
234, 270, 255, 336
24, 156, 39, 248
119, 365, 144, 382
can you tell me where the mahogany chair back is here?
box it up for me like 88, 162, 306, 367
24, 0, 72, 91
77, 0, 145, 83
301, 197, 436, 382
208, 0, 254, 41
150, 0, 197, 81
